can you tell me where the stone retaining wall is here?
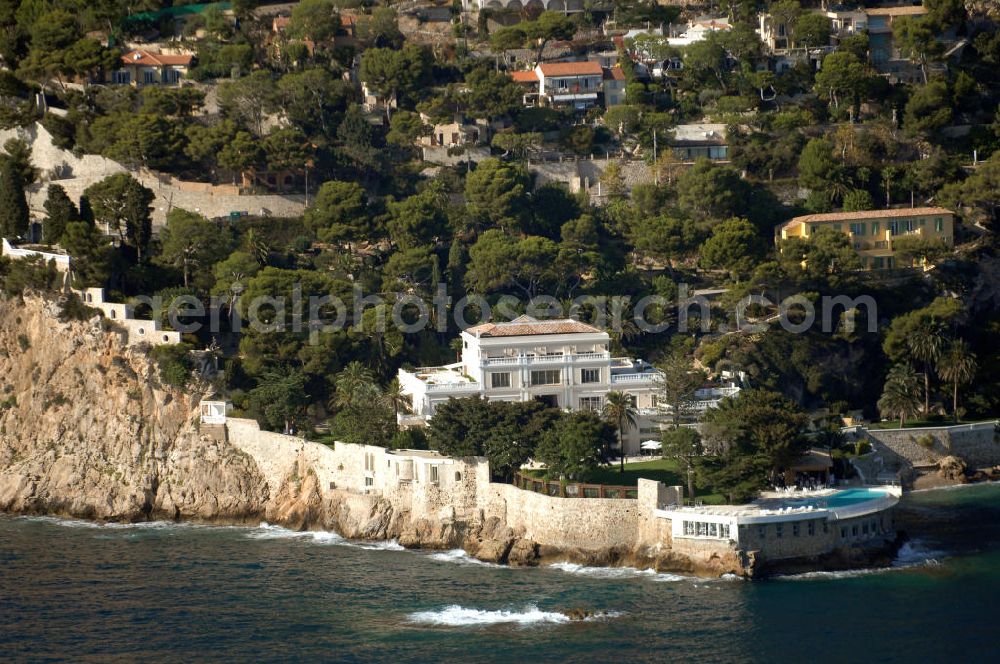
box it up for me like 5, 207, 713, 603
865, 422, 1000, 469
223, 417, 670, 553
1, 123, 305, 228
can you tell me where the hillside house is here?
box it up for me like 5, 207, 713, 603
111, 49, 193, 86
535, 61, 604, 109
775, 207, 955, 270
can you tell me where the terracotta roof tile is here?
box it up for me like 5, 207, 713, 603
866, 6, 927, 17
510, 70, 539, 83
121, 49, 193, 67
783, 207, 953, 227
466, 315, 604, 338
603, 66, 626, 81
538, 61, 603, 77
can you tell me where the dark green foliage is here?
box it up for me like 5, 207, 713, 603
57, 291, 100, 322
699, 389, 809, 501
151, 343, 195, 389
83, 174, 155, 262
246, 370, 310, 433
42, 184, 78, 245
535, 410, 615, 480
428, 397, 559, 480
1, 255, 61, 295
0, 158, 28, 238
388, 427, 429, 451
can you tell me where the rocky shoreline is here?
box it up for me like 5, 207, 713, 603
0, 295, 912, 580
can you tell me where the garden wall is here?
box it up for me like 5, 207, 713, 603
865, 421, 1000, 468
223, 417, 682, 553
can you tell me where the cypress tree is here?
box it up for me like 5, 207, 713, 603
0, 158, 28, 239
42, 184, 79, 245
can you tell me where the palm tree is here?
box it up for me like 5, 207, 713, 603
907, 320, 946, 415
603, 391, 638, 474
381, 377, 411, 430
330, 361, 379, 412
937, 340, 977, 421
244, 228, 270, 267
881, 165, 898, 208
878, 363, 922, 428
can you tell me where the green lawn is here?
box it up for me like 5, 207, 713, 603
525, 458, 727, 504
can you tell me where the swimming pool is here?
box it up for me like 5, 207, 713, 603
778, 488, 892, 511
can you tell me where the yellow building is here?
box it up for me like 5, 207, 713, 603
775, 207, 955, 270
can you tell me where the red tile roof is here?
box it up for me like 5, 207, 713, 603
121, 49, 193, 67
603, 66, 626, 81
537, 61, 603, 77
866, 6, 927, 17
784, 207, 953, 227
466, 315, 604, 338
510, 70, 539, 83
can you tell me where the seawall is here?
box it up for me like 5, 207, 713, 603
0, 294, 901, 578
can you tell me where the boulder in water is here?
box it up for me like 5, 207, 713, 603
563, 608, 595, 621
937, 456, 967, 482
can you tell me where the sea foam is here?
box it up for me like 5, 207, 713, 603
407, 604, 621, 627
246, 522, 403, 550
428, 549, 502, 567
778, 541, 944, 581
548, 561, 692, 582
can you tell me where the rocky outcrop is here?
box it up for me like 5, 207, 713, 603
938, 455, 968, 482
0, 295, 819, 580
0, 295, 754, 577
0, 295, 269, 523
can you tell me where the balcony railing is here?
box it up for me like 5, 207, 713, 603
481, 351, 610, 368
514, 472, 638, 499
424, 381, 481, 394
610, 372, 660, 385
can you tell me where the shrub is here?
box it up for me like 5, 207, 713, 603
1, 256, 62, 296
16, 334, 29, 351
58, 293, 101, 322
916, 434, 935, 450
389, 427, 429, 450
150, 343, 194, 388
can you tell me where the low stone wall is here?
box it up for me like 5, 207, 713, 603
76, 288, 179, 347
223, 417, 674, 554
865, 422, 1000, 469
224, 418, 488, 524
482, 483, 641, 551
1, 239, 70, 271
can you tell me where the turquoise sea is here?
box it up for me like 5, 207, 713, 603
1, 484, 999, 663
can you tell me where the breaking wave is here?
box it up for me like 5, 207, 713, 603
548, 562, 692, 582
428, 549, 502, 567
893, 539, 946, 568
246, 523, 404, 551
778, 540, 944, 581
407, 604, 621, 627
17, 516, 192, 531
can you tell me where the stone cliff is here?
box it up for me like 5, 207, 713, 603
0, 295, 269, 522
0, 295, 878, 578
0, 295, 539, 565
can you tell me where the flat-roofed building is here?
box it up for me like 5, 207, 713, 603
398, 316, 673, 454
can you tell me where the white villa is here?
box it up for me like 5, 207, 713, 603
397, 316, 716, 453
